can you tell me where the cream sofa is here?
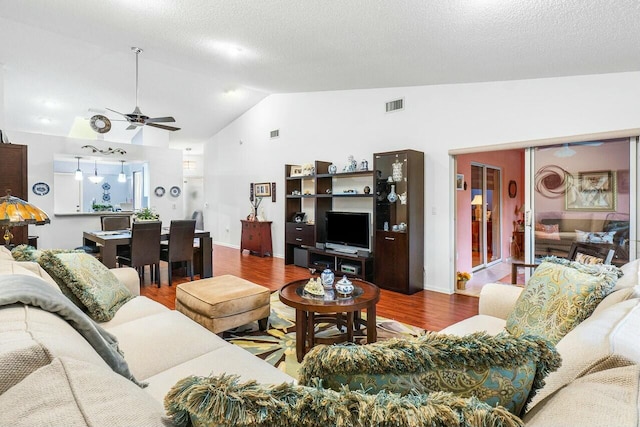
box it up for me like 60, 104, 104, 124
2, 244, 640, 426
0, 247, 294, 426
442, 261, 640, 426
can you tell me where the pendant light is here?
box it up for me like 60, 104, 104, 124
74, 156, 83, 181
88, 161, 104, 184
118, 160, 126, 183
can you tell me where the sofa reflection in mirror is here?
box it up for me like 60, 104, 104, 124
534, 212, 629, 266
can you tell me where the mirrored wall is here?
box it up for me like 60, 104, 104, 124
53, 156, 149, 214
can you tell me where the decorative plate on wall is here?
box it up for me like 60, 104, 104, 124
101, 182, 111, 191
32, 182, 50, 196
154, 186, 166, 197
169, 186, 181, 197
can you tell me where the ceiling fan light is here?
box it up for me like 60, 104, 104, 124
554, 144, 576, 158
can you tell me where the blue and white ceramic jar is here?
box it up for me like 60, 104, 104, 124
335, 275, 354, 296
321, 269, 335, 289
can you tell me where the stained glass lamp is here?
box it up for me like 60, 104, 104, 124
0, 190, 50, 246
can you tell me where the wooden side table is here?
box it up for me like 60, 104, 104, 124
279, 278, 380, 362
512, 230, 524, 259
240, 220, 273, 257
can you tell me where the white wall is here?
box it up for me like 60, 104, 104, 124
12, 131, 185, 249
204, 72, 640, 294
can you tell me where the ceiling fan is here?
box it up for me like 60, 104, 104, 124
98, 47, 180, 132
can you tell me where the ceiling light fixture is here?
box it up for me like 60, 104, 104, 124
554, 144, 576, 158
88, 161, 104, 184
118, 160, 126, 183
74, 156, 83, 181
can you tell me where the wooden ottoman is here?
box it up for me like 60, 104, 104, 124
176, 275, 271, 334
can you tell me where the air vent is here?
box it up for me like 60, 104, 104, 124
385, 98, 404, 113
270, 129, 280, 139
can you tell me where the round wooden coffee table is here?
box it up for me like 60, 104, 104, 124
279, 278, 380, 362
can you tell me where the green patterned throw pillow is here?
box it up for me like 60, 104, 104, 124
11, 244, 42, 261
506, 257, 621, 345
165, 374, 525, 427
38, 252, 133, 322
299, 332, 560, 417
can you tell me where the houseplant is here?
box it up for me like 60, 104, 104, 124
456, 271, 472, 290
92, 202, 113, 212
134, 207, 159, 222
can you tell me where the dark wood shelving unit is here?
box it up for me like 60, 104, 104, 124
373, 149, 424, 294
284, 161, 374, 266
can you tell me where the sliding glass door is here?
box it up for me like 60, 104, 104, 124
471, 164, 502, 270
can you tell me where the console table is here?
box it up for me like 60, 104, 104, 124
240, 220, 273, 257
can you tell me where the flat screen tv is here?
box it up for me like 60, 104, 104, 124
325, 211, 370, 254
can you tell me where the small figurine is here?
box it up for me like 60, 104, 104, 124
360, 159, 368, 171
346, 155, 357, 172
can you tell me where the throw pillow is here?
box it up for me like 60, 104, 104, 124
535, 223, 560, 240
574, 252, 604, 265
11, 245, 82, 262
164, 373, 524, 427
38, 252, 133, 322
10, 244, 40, 261
575, 229, 615, 244
505, 257, 621, 345
299, 332, 560, 417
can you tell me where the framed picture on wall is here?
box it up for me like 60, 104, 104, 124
456, 174, 464, 191
254, 182, 272, 198
565, 170, 616, 211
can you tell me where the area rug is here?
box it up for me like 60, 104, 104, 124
224, 292, 425, 378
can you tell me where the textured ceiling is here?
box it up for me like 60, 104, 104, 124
1, 0, 640, 153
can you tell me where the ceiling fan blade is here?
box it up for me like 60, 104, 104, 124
126, 124, 138, 130
146, 123, 181, 131
106, 108, 128, 118
145, 116, 176, 123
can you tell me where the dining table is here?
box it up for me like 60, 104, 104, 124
82, 227, 213, 278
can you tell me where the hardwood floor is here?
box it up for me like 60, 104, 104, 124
140, 245, 479, 331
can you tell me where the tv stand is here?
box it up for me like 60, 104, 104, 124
307, 247, 373, 281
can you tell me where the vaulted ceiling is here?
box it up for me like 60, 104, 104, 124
1, 0, 639, 153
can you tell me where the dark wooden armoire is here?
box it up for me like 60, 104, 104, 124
0, 143, 29, 245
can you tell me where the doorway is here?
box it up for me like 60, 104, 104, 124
471, 164, 502, 270
455, 149, 525, 296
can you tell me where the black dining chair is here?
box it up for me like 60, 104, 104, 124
116, 221, 162, 287
160, 219, 196, 286
101, 215, 131, 231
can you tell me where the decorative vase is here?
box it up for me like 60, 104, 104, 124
399, 192, 407, 205
328, 164, 337, 174
392, 159, 403, 182
387, 184, 398, 203
321, 269, 335, 289
335, 275, 354, 296
457, 280, 467, 290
